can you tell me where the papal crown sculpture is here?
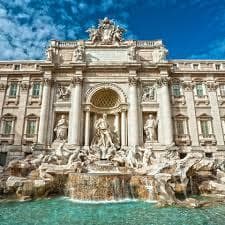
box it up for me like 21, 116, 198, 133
86, 17, 125, 45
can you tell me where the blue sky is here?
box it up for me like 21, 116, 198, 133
0, 0, 224, 60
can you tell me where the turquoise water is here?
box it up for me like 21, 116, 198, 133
0, 198, 225, 225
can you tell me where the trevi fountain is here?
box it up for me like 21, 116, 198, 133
1, 18, 225, 224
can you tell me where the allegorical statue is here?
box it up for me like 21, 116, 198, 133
91, 113, 116, 159
54, 115, 68, 141
46, 46, 53, 61
128, 45, 136, 61
144, 114, 158, 142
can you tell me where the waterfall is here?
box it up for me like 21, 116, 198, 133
144, 177, 153, 200
189, 176, 193, 195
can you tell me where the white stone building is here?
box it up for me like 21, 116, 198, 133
0, 18, 225, 165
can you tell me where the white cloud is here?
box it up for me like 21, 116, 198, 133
0, 0, 138, 60
0, 0, 224, 60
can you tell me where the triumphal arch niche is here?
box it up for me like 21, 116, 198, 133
45, 17, 172, 163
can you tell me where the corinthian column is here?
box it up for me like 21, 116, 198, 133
68, 76, 83, 145
84, 108, 91, 146
207, 82, 224, 145
128, 76, 139, 146
158, 77, 173, 145
38, 78, 52, 144
121, 109, 127, 146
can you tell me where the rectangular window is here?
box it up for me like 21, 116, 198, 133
32, 82, 40, 97
220, 85, 225, 97
9, 83, 17, 97
193, 64, 199, 70
14, 64, 20, 70
200, 120, 209, 138
176, 120, 184, 135
3, 121, 12, 135
196, 84, 204, 97
26, 120, 36, 137
215, 64, 221, 70
172, 84, 181, 97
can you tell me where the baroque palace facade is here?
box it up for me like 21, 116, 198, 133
0, 18, 225, 165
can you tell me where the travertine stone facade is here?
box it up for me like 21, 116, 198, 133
0, 18, 225, 165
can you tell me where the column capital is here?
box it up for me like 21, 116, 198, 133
156, 76, 170, 87
42, 78, 54, 86
20, 82, 30, 91
206, 82, 219, 91
120, 104, 128, 112
128, 76, 139, 86
83, 104, 91, 112
0, 83, 7, 91
183, 81, 195, 91
71, 76, 83, 86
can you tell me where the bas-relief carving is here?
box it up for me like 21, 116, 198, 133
56, 84, 72, 101
86, 17, 125, 45
142, 85, 156, 102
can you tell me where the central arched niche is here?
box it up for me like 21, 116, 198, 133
90, 88, 121, 109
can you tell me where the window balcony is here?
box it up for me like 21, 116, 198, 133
175, 134, 191, 146
171, 95, 186, 105
0, 133, 15, 144
22, 134, 38, 145
199, 134, 216, 146
194, 95, 209, 105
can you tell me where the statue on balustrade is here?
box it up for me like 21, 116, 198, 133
144, 114, 158, 142
54, 115, 68, 141
91, 113, 116, 160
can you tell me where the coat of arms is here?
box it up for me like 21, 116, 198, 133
86, 17, 125, 45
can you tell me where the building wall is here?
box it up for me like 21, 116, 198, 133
0, 49, 225, 163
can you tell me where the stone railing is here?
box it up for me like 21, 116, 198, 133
136, 40, 163, 47
56, 41, 78, 47
0, 62, 42, 71
172, 61, 225, 72
52, 40, 163, 48
175, 134, 191, 146
199, 134, 217, 146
